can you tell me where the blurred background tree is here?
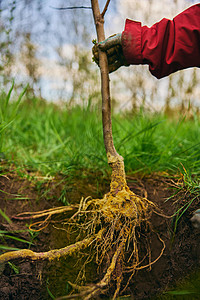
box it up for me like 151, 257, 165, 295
0, 0, 199, 112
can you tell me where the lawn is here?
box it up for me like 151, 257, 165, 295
1, 86, 200, 178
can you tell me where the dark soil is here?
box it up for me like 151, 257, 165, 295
0, 167, 200, 300
127, 175, 200, 299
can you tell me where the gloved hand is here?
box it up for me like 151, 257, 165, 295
92, 33, 129, 73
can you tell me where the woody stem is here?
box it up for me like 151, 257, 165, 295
91, 0, 126, 191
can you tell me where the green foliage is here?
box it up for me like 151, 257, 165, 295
0, 209, 12, 224
0, 245, 20, 251
4, 96, 105, 175
46, 279, 56, 300
0, 228, 34, 254
1, 91, 200, 179
0, 83, 27, 153
165, 164, 200, 237
8, 262, 20, 274
156, 270, 200, 299
113, 110, 200, 176
1, 234, 33, 246
167, 290, 195, 295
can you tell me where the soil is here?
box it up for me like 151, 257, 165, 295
0, 166, 200, 300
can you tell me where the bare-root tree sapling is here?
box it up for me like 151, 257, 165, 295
0, 1, 165, 299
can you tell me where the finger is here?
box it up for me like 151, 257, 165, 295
93, 55, 119, 69
93, 55, 125, 71
98, 33, 122, 51
107, 54, 121, 65
93, 45, 121, 65
94, 44, 118, 57
92, 51, 117, 66
108, 43, 123, 55
92, 45, 100, 64
92, 55, 99, 66
92, 44, 99, 56
93, 43, 121, 57
109, 61, 123, 73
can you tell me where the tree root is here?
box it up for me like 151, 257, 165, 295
11, 205, 79, 232
56, 239, 125, 300
0, 185, 163, 298
0, 160, 165, 299
0, 236, 94, 264
12, 205, 78, 220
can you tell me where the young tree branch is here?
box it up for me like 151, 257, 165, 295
50, 6, 92, 10
101, 0, 111, 18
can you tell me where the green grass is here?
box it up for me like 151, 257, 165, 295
154, 270, 200, 299
1, 87, 200, 179
1, 87, 200, 298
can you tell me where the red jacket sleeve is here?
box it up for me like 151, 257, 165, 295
122, 4, 200, 79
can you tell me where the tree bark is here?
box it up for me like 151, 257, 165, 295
91, 0, 126, 193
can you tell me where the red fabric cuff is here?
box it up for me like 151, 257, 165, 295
122, 19, 143, 64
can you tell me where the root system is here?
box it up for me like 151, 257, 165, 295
0, 158, 165, 299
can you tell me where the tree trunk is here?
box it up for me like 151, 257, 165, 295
91, 0, 127, 194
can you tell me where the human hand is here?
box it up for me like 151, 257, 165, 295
92, 33, 129, 73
